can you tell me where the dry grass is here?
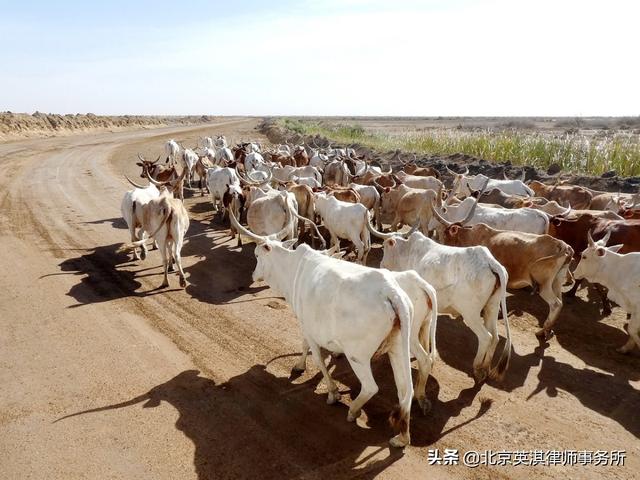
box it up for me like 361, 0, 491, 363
281, 118, 640, 176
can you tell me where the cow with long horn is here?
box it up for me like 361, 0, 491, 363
230, 203, 438, 447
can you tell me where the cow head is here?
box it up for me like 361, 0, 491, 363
574, 230, 624, 280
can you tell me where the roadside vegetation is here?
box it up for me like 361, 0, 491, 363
279, 118, 640, 176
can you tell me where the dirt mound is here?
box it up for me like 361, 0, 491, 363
0, 112, 214, 142
260, 118, 640, 193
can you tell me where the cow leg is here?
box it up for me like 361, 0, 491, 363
374, 204, 382, 230
345, 357, 378, 422
307, 340, 341, 404
481, 299, 500, 376
462, 312, 491, 382
411, 330, 432, 415
171, 237, 187, 288
537, 280, 563, 338
292, 338, 309, 373
158, 240, 170, 288
138, 229, 148, 260
618, 313, 640, 354
128, 224, 141, 260
386, 336, 413, 448
565, 278, 582, 297
352, 237, 365, 264
594, 284, 613, 316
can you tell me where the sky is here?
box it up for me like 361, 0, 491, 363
0, 0, 638, 116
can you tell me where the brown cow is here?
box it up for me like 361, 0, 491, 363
528, 180, 592, 210
136, 154, 178, 184
548, 213, 640, 313
441, 222, 573, 338
293, 146, 310, 166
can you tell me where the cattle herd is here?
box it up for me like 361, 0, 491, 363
118, 134, 640, 448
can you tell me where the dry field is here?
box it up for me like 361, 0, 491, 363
0, 118, 638, 480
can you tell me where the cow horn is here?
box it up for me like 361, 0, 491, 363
445, 166, 458, 176
461, 166, 469, 175
558, 203, 572, 217
503, 170, 509, 180
404, 220, 420, 238
152, 155, 161, 165
460, 197, 480, 225
520, 169, 526, 182
124, 175, 147, 189
249, 168, 273, 186
366, 214, 395, 239
587, 229, 596, 248
380, 163, 393, 175
430, 203, 453, 227
292, 211, 326, 249
145, 171, 171, 187
598, 228, 612, 247
229, 206, 266, 244
137, 153, 146, 162
235, 164, 259, 186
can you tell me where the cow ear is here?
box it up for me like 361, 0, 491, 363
263, 244, 272, 252
553, 218, 562, 226
608, 244, 624, 253
624, 210, 633, 218
524, 200, 533, 207
136, 162, 143, 167
450, 225, 460, 235
385, 187, 390, 193
596, 247, 606, 256
385, 238, 396, 247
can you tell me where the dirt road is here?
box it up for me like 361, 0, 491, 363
1, 118, 638, 479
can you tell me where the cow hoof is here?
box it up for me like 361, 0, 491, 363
535, 329, 554, 340
327, 391, 341, 405
389, 434, 410, 448
417, 397, 431, 415
473, 368, 488, 383
347, 409, 361, 422
179, 277, 187, 288
169, 263, 176, 273
159, 282, 169, 289
140, 250, 147, 261
291, 365, 305, 375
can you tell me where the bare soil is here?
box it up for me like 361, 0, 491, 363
0, 118, 638, 480
0, 112, 219, 142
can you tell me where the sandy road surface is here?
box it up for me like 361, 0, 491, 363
0, 118, 638, 480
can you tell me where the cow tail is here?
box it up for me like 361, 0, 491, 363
488, 259, 512, 380
386, 289, 414, 445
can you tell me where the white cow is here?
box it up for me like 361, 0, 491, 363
182, 148, 199, 187
574, 231, 640, 353
121, 176, 160, 261
119, 189, 190, 289
230, 210, 438, 447
430, 196, 549, 237
372, 226, 511, 381
314, 192, 371, 264
450, 169, 533, 197
206, 166, 241, 216
164, 139, 181, 165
